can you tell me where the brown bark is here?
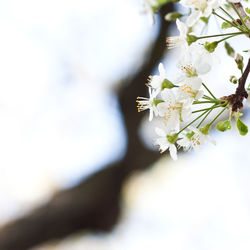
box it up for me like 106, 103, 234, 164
0, 4, 173, 250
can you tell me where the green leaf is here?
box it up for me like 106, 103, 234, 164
236, 118, 248, 136
245, 7, 250, 15
221, 22, 233, 29
216, 120, 231, 132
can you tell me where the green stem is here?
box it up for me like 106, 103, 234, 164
192, 105, 221, 113
177, 110, 210, 135
197, 31, 246, 40
193, 100, 220, 104
217, 35, 235, 43
197, 108, 214, 128
231, 3, 250, 33
213, 11, 245, 32
202, 83, 217, 99
202, 95, 216, 101
219, 7, 237, 22
208, 106, 228, 126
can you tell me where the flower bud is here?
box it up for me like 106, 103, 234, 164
229, 75, 238, 84
224, 42, 235, 57
235, 54, 244, 72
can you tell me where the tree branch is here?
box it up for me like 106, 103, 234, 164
233, 3, 250, 30
226, 58, 250, 111
0, 4, 173, 250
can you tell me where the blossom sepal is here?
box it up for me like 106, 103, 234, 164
204, 41, 218, 53
216, 120, 231, 132
199, 124, 211, 135
167, 133, 178, 144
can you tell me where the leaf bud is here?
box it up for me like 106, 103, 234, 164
236, 118, 248, 136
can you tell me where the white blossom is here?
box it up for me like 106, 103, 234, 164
142, 0, 158, 24
166, 19, 188, 49
137, 87, 160, 121
155, 127, 178, 160
180, 0, 224, 26
149, 63, 167, 90
177, 43, 214, 77
157, 89, 181, 130
177, 126, 216, 151
177, 77, 204, 101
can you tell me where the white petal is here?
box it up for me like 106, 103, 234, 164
169, 144, 178, 160
158, 63, 165, 77
161, 89, 175, 102
195, 90, 204, 100
186, 10, 201, 27
190, 77, 202, 90
176, 19, 188, 38
155, 127, 166, 137
149, 109, 153, 121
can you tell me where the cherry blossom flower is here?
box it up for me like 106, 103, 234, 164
180, 0, 224, 26
149, 63, 167, 90
177, 126, 216, 151
177, 77, 204, 101
157, 89, 181, 130
166, 19, 189, 49
136, 87, 160, 121
154, 127, 178, 160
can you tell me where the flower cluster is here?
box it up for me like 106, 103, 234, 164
138, 0, 250, 160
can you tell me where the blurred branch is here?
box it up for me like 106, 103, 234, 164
0, 4, 173, 250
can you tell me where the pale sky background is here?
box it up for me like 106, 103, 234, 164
0, 0, 250, 249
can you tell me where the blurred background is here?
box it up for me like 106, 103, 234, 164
0, 0, 250, 249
